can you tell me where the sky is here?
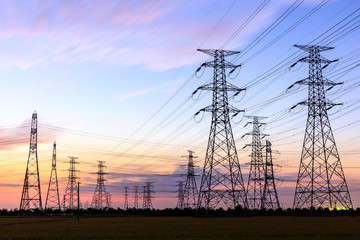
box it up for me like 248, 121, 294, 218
0, 0, 360, 210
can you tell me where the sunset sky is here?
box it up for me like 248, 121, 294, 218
0, 0, 360, 209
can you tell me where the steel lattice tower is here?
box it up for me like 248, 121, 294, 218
63, 156, 79, 210
291, 45, 352, 210
91, 160, 110, 209
62, 195, 65, 210
142, 182, 154, 209
243, 116, 268, 209
261, 140, 280, 209
106, 193, 112, 208
45, 142, 60, 210
183, 150, 198, 209
124, 187, 129, 210
134, 185, 139, 209
194, 49, 247, 210
20, 112, 42, 210
176, 181, 185, 210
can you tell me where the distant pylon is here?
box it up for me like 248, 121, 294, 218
124, 187, 129, 210
194, 49, 247, 210
63, 156, 79, 210
176, 181, 185, 210
91, 160, 110, 209
20, 111, 42, 210
142, 182, 154, 209
290, 45, 352, 210
182, 150, 198, 209
62, 195, 65, 210
261, 140, 280, 209
243, 116, 268, 209
45, 142, 60, 210
134, 185, 139, 209
106, 193, 112, 208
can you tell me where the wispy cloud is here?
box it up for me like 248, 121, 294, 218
0, 119, 60, 151
113, 77, 183, 101
0, 183, 22, 187
0, 0, 292, 70
113, 86, 158, 102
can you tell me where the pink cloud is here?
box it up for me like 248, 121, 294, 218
111, 1, 167, 25
0, 0, 301, 70
0, 119, 60, 151
113, 77, 183, 101
114, 86, 158, 102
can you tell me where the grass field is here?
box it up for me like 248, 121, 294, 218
0, 216, 359, 239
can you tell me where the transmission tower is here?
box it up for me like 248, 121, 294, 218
194, 49, 247, 210
63, 156, 79, 210
45, 142, 60, 210
124, 187, 129, 210
243, 116, 268, 209
142, 182, 154, 209
261, 140, 280, 209
91, 160, 110, 209
182, 150, 198, 209
134, 185, 139, 209
176, 181, 185, 210
106, 193, 112, 208
290, 45, 352, 210
62, 195, 65, 210
20, 111, 42, 210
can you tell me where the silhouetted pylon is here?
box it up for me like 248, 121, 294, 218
243, 116, 268, 209
45, 142, 60, 210
63, 156, 79, 210
261, 140, 280, 209
194, 49, 247, 210
91, 160, 110, 209
106, 192, 112, 208
290, 45, 352, 210
143, 182, 154, 209
20, 112, 42, 210
176, 181, 185, 210
124, 187, 129, 210
183, 150, 198, 209
134, 185, 139, 209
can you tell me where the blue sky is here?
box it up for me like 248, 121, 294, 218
0, 0, 360, 209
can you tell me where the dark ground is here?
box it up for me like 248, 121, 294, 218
0, 216, 359, 240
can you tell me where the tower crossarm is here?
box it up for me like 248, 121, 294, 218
192, 82, 245, 96
241, 132, 269, 139
288, 77, 342, 90
195, 49, 242, 76
291, 56, 336, 66
294, 44, 334, 52
291, 45, 338, 70
290, 99, 342, 110
196, 61, 240, 73
242, 143, 267, 149
195, 105, 244, 117
198, 48, 241, 57
323, 78, 343, 91
287, 78, 310, 89
244, 121, 267, 128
